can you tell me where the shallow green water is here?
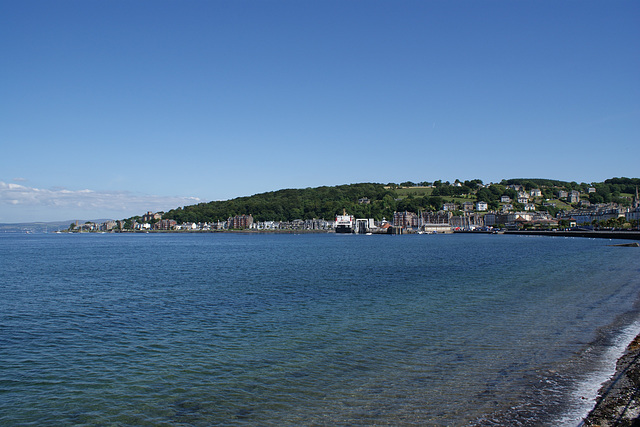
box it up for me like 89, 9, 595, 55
1, 233, 638, 425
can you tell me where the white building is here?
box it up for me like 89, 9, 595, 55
252, 221, 280, 230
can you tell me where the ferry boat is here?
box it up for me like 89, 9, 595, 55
334, 210, 354, 234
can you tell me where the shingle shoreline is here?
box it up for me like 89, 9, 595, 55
582, 334, 640, 426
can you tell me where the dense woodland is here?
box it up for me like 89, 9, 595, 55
155, 178, 640, 224
162, 184, 395, 224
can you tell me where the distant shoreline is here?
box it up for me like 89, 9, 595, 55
452, 229, 640, 241
503, 230, 640, 241
19, 229, 640, 241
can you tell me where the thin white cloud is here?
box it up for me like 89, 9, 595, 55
0, 181, 201, 219
12, 177, 27, 182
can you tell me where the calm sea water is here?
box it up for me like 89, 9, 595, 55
1, 232, 639, 426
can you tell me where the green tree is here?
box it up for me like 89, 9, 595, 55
589, 193, 604, 204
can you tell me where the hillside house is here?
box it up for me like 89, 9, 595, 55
142, 211, 162, 222
567, 191, 580, 204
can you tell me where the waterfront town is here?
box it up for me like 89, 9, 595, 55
72, 183, 640, 234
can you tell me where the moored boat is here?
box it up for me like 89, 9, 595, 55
334, 210, 354, 233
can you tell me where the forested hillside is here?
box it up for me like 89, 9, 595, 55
157, 178, 640, 224
163, 183, 398, 223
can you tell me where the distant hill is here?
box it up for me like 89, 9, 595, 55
160, 178, 639, 223
162, 183, 399, 223
500, 178, 571, 188
3, 178, 637, 229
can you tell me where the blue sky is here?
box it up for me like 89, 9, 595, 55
1, 1, 638, 222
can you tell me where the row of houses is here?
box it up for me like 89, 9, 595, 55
131, 219, 177, 230
443, 201, 488, 212
128, 215, 334, 232
392, 211, 451, 228
390, 210, 558, 231
73, 220, 121, 232
508, 185, 592, 203
561, 205, 640, 225
251, 218, 334, 231
483, 212, 557, 228
444, 191, 587, 214
443, 200, 539, 212
507, 186, 545, 199
391, 211, 487, 232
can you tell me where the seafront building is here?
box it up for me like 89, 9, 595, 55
154, 219, 177, 230
562, 206, 630, 225
227, 214, 254, 229
393, 211, 417, 228
483, 212, 556, 229
449, 213, 484, 229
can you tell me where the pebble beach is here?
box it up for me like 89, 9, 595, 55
582, 333, 640, 426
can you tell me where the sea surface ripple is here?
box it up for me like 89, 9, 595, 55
1, 232, 639, 426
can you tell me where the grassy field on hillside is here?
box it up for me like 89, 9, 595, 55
546, 199, 572, 210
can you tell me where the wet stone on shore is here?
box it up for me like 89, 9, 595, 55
582, 335, 640, 426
